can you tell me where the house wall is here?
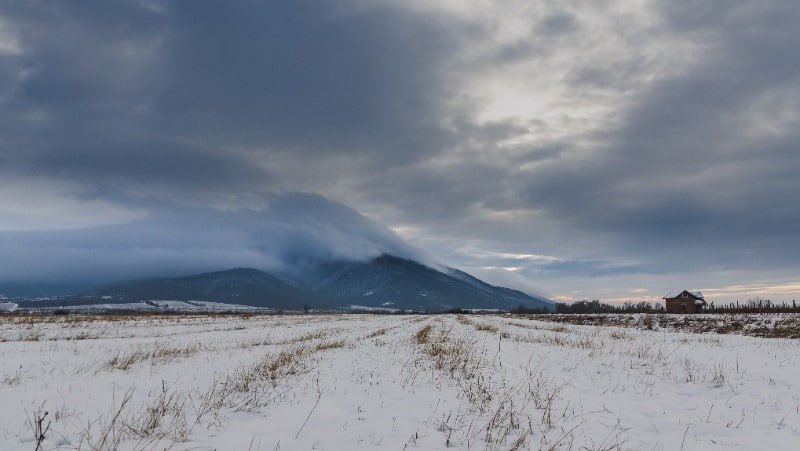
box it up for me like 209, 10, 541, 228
665, 297, 700, 314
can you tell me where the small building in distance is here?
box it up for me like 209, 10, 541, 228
664, 290, 707, 314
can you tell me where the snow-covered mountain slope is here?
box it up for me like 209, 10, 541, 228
89, 268, 310, 310
295, 254, 553, 311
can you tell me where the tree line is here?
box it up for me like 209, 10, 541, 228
510, 298, 800, 314
703, 298, 800, 314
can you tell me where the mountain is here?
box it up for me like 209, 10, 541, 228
85, 254, 553, 312
0, 281, 99, 299
1, 193, 555, 311
90, 268, 309, 310
297, 255, 552, 311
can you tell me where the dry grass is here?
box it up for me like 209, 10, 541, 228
127, 382, 190, 442
2, 369, 22, 386
413, 324, 433, 345
78, 383, 197, 450
313, 340, 345, 351
609, 330, 630, 340
105, 344, 200, 371
410, 318, 594, 449
365, 328, 388, 338
0, 312, 302, 343
226, 336, 348, 408
475, 323, 499, 333
19, 330, 43, 341
455, 316, 500, 333
234, 349, 304, 392
524, 313, 800, 339
512, 330, 599, 350
240, 329, 332, 348
284, 330, 331, 343
77, 332, 350, 449
1, 311, 278, 324
413, 323, 491, 409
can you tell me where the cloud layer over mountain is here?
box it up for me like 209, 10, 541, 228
0, 193, 419, 284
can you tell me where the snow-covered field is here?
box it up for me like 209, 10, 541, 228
1, 313, 799, 450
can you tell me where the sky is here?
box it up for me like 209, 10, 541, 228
1, 0, 799, 303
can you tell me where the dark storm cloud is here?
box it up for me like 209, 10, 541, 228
0, 0, 471, 200
155, 1, 466, 159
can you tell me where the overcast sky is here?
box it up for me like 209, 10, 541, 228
1, 0, 799, 302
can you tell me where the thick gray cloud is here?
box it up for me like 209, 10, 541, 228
1, 0, 798, 302
0, 1, 468, 201
521, 1, 800, 265
0, 193, 420, 284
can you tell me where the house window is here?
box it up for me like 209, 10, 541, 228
682, 292, 688, 298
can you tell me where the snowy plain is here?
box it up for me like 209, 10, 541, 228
1, 313, 799, 450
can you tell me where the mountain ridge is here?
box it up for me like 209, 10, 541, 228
80, 254, 553, 311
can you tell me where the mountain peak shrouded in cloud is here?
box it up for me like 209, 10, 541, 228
0, 193, 423, 289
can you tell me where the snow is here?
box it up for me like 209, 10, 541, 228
144, 300, 275, 312
346, 304, 406, 313
666, 290, 704, 299
21, 300, 275, 313
1, 314, 799, 450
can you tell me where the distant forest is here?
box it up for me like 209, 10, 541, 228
510, 298, 800, 314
